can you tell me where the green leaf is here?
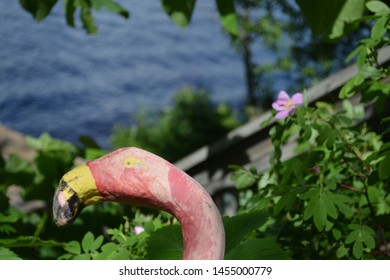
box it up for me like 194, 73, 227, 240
94, 242, 117, 260
371, 16, 389, 39
317, 127, 338, 149
334, 194, 354, 218
73, 253, 91, 260
332, 229, 342, 240
223, 211, 269, 254
339, 75, 362, 99
215, 0, 238, 36
313, 195, 327, 231
353, 239, 363, 259
296, 0, 365, 39
301, 189, 336, 231
322, 191, 338, 220
64, 0, 76, 27
235, 172, 257, 190
224, 238, 290, 260
18, 0, 58, 22
81, 231, 94, 253
345, 45, 363, 62
296, 0, 344, 36
274, 191, 297, 215
160, 0, 196, 28
329, 0, 366, 39
79, 135, 101, 149
345, 224, 376, 259
361, 65, 382, 79
80, 0, 98, 34
146, 224, 183, 260
26, 133, 76, 152
64, 240, 81, 255
336, 245, 349, 258
378, 154, 390, 179
366, 1, 390, 15
0, 247, 22, 260
85, 148, 107, 160
91, 0, 129, 18
0, 225, 16, 235
144, 221, 155, 233
258, 171, 277, 189
90, 235, 104, 252
367, 187, 379, 204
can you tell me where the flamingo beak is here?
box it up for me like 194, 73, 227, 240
52, 164, 102, 227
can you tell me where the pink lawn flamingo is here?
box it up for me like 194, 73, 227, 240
53, 147, 225, 260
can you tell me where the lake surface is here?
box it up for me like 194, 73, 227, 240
0, 1, 273, 148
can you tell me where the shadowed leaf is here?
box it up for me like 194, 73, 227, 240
224, 238, 290, 260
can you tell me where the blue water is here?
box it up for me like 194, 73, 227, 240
0, 1, 271, 148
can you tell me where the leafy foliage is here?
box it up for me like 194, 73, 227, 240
230, 1, 390, 259
296, 0, 366, 40
111, 87, 240, 162
18, 0, 238, 35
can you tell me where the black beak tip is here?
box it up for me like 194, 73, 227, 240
52, 187, 82, 227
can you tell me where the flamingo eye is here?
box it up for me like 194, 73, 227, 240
124, 157, 145, 169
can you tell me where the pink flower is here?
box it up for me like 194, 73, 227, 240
311, 166, 321, 174
134, 226, 145, 235
272, 91, 303, 119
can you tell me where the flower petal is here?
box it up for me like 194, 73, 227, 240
291, 93, 303, 105
275, 110, 289, 119
277, 90, 290, 102
134, 226, 144, 235
272, 101, 284, 111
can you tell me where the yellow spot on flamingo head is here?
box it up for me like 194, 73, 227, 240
124, 157, 145, 169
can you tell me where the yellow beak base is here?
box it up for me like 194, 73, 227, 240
52, 164, 102, 227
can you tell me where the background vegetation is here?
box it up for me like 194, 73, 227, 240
1, 0, 389, 260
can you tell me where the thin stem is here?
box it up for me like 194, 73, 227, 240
338, 184, 361, 193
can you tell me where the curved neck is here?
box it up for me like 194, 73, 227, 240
87, 147, 225, 260
167, 165, 225, 259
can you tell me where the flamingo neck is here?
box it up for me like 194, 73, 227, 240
87, 147, 225, 260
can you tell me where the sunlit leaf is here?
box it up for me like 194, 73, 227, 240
91, 0, 130, 18
0, 247, 22, 260
371, 16, 388, 39
216, 0, 238, 36
160, 0, 196, 28
80, 0, 98, 34
90, 235, 104, 252
235, 172, 257, 190
336, 245, 349, 258
81, 231, 95, 253
64, 240, 81, 255
366, 1, 390, 15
